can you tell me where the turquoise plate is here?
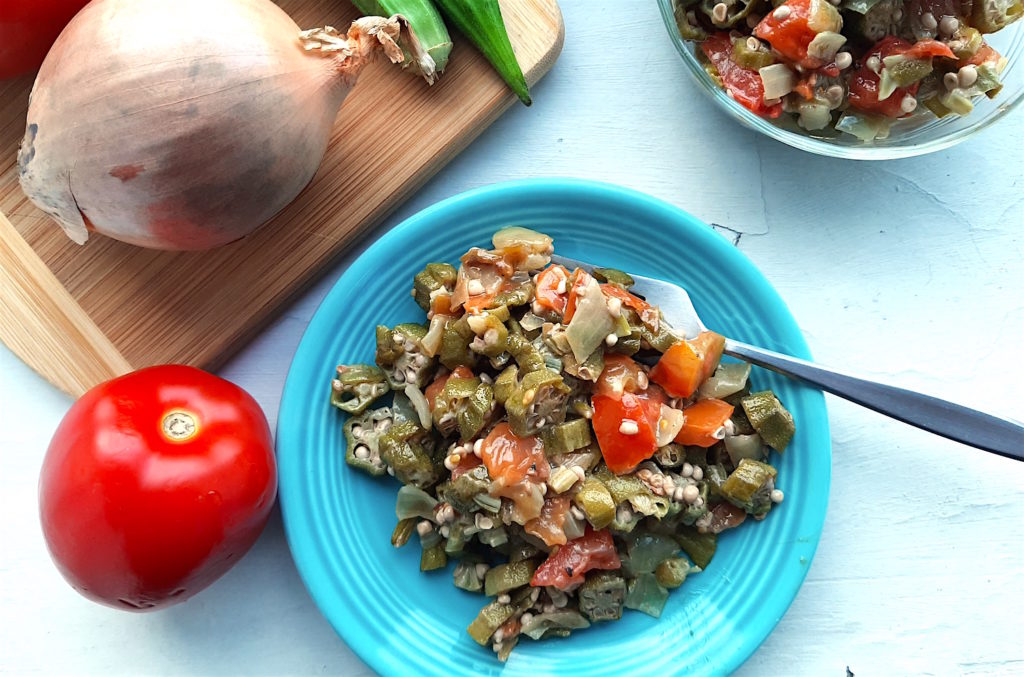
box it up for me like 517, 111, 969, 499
277, 178, 830, 676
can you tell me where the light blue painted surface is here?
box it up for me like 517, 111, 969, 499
1, 1, 1022, 675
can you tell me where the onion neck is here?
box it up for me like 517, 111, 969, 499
298, 16, 436, 85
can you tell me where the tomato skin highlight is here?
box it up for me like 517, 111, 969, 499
38, 365, 277, 611
530, 527, 621, 589
592, 393, 659, 474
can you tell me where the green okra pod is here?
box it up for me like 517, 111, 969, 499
331, 363, 389, 414
411, 261, 457, 311
343, 406, 396, 476
379, 420, 439, 488
539, 417, 592, 455
429, 0, 532, 105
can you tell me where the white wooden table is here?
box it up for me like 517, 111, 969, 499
2, 1, 1022, 674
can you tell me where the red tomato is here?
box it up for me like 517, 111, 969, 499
1, 0, 90, 80
754, 0, 828, 69
481, 422, 546, 486
600, 284, 658, 328
451, 453, 483, 479
594, 354, 646, 398
649, 331, 725, 400
966, 42, 1001, 67
524, 495, 572, 547
534, 264, 570, 315
848, 37, 955, 117
562, 268, 594, 324
675, 398, 735, 447
38, 365, 277, 611
701, 33, 783, 118
530, 527, 621, 589
592, 392, 659, 474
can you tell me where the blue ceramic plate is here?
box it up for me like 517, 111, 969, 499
277, 178, 831, 677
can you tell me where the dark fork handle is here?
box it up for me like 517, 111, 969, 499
725, 340, 1024, 461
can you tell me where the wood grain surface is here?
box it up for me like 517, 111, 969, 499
0, 0, 563, 396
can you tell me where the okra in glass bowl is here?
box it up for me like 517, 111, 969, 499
657, 0, 1024, 158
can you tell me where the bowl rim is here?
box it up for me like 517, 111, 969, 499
656, 0, 1024, 159
276, 177, 832, 676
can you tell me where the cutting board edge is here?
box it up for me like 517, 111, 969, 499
0, 212, 133, 397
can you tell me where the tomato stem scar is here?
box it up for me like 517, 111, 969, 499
162, 411, 198, 441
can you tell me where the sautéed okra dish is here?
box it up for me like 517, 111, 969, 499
331, 227, 796, 661
670, 0, 1022, 140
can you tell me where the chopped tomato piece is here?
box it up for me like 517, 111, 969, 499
649, 331, 725, 399
701, 33, 783, 118
600, 284, 658, 328
524, 495, 572, 547
689, 331, 726, 382
562, 268, 594, 324
430, 292, 454, 317
530, 527, 621, 589
848, 37, 954, 118
594, 354, 646, 399
451, 453, 483, 479
637, 383, 669, 432
534, 264, 570, 315
754, 0, 840, 69
424, 365, 474, 409
481, 422, 546, 486
592, 392, 659, 474
966, 43, 1002, 67
675, 398, 735, 447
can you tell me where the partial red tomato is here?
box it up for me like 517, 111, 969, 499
600, 284, 658, 328
592, 392, 659, 474
39, 365, 277, 611
530, 527, 621, 589
848, 37, 955, 117
534, 264, 570, 315
675, 398, 735, 447
649, 331, 725, 399
481, 422, 546, 486
524, 495, 572, 547
562, 268, 594, 324
594, 354, 646, 398
701, 33, 783, 118
1, 0, 90, 80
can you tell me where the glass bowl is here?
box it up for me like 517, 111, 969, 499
656, 0, 1024, 159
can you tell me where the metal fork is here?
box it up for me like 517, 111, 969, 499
552, 255, 1024, 461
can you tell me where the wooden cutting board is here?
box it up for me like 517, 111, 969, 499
0, 0, 563, 397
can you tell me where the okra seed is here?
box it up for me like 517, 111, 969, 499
440, 525, 451, 538
572, 466, 586, 482
539, 482, 548, 495
619, 419, 639, 435
638, 468, 652, 480
477, 514, 494, 530
893, 8, 903, 20
773, 5, 791, 20
393, 370, 406, 383
555, 278, 567, 295
944, 72, 960, 90
771, 489, 785, 503
467, 279, 485, 296
939, 15, 959, 35
475, 563, 490, 579
416, 521, 433, 536
474, 438, 484, 456
694, 497, 705, 508
536, 417, 546, 428
900, 95, 918, 113
497, 594, 511, 605
386, 466, 395, 476
637, 372, 649, 389
530, 587, 542, 603
607, 297, 622, 317
835, 52, 852, 70
948, 40, 964, 52
351, 425, 364, 438
605, 333, 618, 347
712, 2, 728, 23
673, 487, 686, 502
826, 85, 845, 106
570, 506, 585, 520
683, 485, 700, 503
686, 10, 698, 26
491, 641, 502, 652
921, 11, 937, 30
331, 379, 342, 392
480, 373, 493, 384
746, 37, 761, 51
866, 56, 881, 73
543, 603, 556, 614
354, 445, 370, 459
958, 65, 978, 88
692, 466, 704, 481
520, 612, 534, 626
553, 594, 568, 608
409, 288, 416, 297
682, 463, 694, 478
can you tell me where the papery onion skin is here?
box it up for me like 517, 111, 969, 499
17, 0, 421, 250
